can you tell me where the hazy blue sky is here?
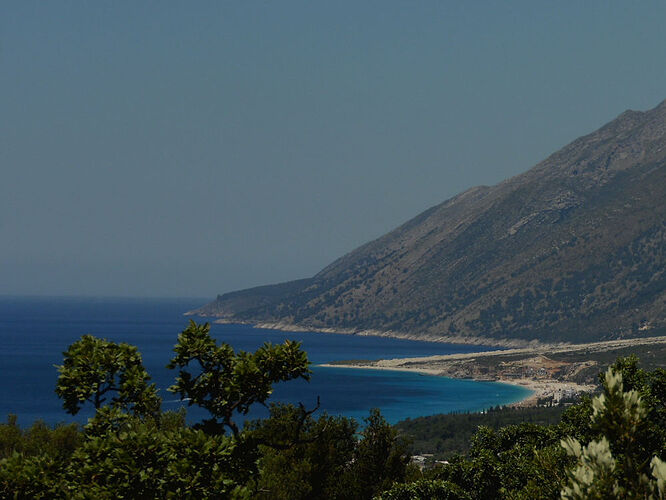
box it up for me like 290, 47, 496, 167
2, 1, 666, 298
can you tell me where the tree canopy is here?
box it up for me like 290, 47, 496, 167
166, 320, 311, 436
55, 334, 160, 418
2, 324, 665, 499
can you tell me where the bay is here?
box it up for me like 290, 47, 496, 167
0, 296, 531, 426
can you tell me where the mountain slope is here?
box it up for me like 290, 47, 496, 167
195, 100, 666, 345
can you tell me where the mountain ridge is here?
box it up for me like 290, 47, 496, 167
193, 99, 666, 345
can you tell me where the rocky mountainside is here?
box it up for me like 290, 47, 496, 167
195, 100, 666, 345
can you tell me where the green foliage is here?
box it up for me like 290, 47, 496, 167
386, 356, 666, 500
424, 421, 571, 500
377, 479, 470, 500
64, 420, 248, 498
557, 395, 594, 441
605, 355, 666, 457
561, 365, 666, 499
167, 320, 311, 436
55, 334, 160, 418
396, 405, 566, 459
10, 322, 666, 499
0, 415, 80, 460
350, 409, 411, 499
247, 404, 359, 499
0, 416, 251, 499
0, 452, 67, 499
0, 417, 80, 498
7, 321, 407, 498
246, 406, 410, 500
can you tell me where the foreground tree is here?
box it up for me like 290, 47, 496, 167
0, 414, 252, 498
247, 406, 411, 500
167, 320, 311, 436
351, 409, 411, 498
55, 335, 160, 419
379, 356, 666, 500
560, 367, 666, 499
0, 322, 419, 498
246, 404, 359, 499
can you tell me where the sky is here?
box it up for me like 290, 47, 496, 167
2, 1, 666, 299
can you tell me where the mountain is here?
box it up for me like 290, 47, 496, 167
194, 100, 666, 345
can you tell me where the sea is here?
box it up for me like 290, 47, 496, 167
0, 296, 532, 427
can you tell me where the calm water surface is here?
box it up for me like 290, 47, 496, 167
0, 297, 531, 426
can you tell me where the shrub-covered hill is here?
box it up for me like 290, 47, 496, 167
196, 99, 666, 345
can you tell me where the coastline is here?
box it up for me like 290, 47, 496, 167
190, 314, 666, 410
197, 315, 550, 408
317, 362, 593, 409
317, 335, 666, 408
187, 314, 545, 349
192, 314, 666, 352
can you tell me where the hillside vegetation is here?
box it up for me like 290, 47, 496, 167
196, 99, 666, 345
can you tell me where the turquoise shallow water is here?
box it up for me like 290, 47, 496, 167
300, 366, 532, 424
0, 296, 531, 426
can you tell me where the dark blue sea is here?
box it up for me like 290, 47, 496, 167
0, 296, 531, 427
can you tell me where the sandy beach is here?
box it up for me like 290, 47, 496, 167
315, 336, 666, 408
318, 361, 596, 408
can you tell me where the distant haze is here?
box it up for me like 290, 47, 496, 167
2, 1, 666, 298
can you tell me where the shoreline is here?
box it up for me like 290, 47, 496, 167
192, 315, 666, 410
188, 315, 546, 349
316, 335, 666, 408
190, 314, 666, 352
318, 362, 594, 409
